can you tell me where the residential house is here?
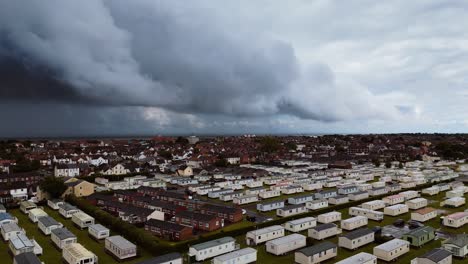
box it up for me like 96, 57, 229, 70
144, 219, 193, 241
54, 164, 80, 177
199, 204, 243, 223
63, 178, 95, 197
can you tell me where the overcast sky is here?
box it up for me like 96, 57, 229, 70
0, 0, 467, 137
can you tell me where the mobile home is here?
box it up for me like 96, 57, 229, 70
328, 195, 349, 205
277, 204, 307, 217
335, 252, 377, 264
411, 207, 438, 222
189, 237, 238, 261
139, 253, 183, 264
338, 228, 375, 250
361, 200, 385, 211
37, 216, 63, 235
1, 222, 24, 241
259, 190, 281, 199
212, 248, 257, 264
47, 199, 64, 210
245, 225, 284, 246
284, 217, 317, 232
348, 191, 369, 201
442, 212, 468, 228
383, 195, 405, 205
384, 204, 409, 216
233, 194, 258, 205
220, 191, 243, 201
88, 224, 110, 240
349, 207, 384, 221
340, 216, 368, 231
59, 203, 80, 218
410, 248, 451, 264
0, 212, 17, 226
406, 198, 428, 210
399, 190, 419, 200
51, 228, 77, 249
281, 186, 303, 195
105, 235, 137, 260
266, 234, 306, 255
62, 243, 97, 264
9, 234, 40, 256
257, 200, 284, 212
308, 223, 341, 240
442, 197, 465, 208
306, 199, 328, 210
373, 239, 410, 262
19, 201, 36, 214
422, 186, 439, 196
28, 208, 47, 223
317, 212, 341, 224
295, 242, 337, 264
402, 226, 435, 247
288, 194, 314, 205
71, 211, 95, 229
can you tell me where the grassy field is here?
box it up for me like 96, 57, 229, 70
2, 207, 152, 263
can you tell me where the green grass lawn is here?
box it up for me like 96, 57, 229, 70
6, 207, 152, 264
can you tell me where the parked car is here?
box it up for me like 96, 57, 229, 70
393, 219, 405, 227
408, 220, 424, 229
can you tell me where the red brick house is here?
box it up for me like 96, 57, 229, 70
145, 219, 192, 241
200, 204, 243, 223
174, 211, 223, 232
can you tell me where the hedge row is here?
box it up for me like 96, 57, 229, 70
67, 179, 451, 252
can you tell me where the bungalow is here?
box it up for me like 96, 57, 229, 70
384, 204, 409, 216
411, 207, 438, 222
328, 195, 349, 205
349, 207, 384, 221
443, 211, 468, 228
144, 219, 192, 241
338, 228, 375, 250
314, 190, 337, 200
212, 248, 257, 264
233, 194, 258, 205
338, 186, 359, 195
422, 186, 440, 196
188, 237, 238, 262
266, 234, 306, 256
257, 200, 284, 212
308, 223, 341, 240
47, 199, 65, 210
335, 252, 377, 264
246, 225, 285, 246
59, 203, 80, 218
19, 201, 36, 214
288, 194, 314, 205
340, 216, 368, 231
88, 224, 110, 240
51, 228, 77, 249
348, 191, 369, 201
373, 239, 410, 261
277, 204, 307, 217
410, 248, 452, 264
317, 211, 341, 224
383, 194, 405, 205
105, 235, 137, 260
306, 199, 328, 210
72, 211, 95, 229
406, 198, 428, 210
37, 216, 63, 235
9, 233, 42, 256
1, 222, 24, 241
28, 208, 47, 223
285, 217, 317, 232
442, 234, 468, 258
361, 200, 386, 211
441, 197, 465, 208
0, 212, 18, 226
295, 241, 337, 264
62, 243, 97, 264
368, 187, 388, 196
281, 185, 303, 195
402, 226, 435, 247
137, 253, 183, 264
259, 190, 281, 199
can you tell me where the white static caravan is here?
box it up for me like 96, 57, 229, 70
19, 201, 36, 214
399, 190, 419, 200
208, 189, 233, 199
59, 203, 80, 218
373, 239, 410, 262
295, 242, 337, 264
48, 199, 65, 210
212, 247, 257, 264
281, 186, 304, 195
246, 225, 285, 246
246, 181, 263, 188
233, 194, 258, 205
1, 222, 24, 241
308, 223, 341, 240
288, 194, 314, 205
220, 191, 243, 201
411, 207, 438, 222
37, 216, 63, 235
361, 200, 386, 211
405, 198, 428, 210
306, 199, 328, 210
338, 228, 375, 250
71, 211, 95, 229
88, 224, 110, 240
259, 190, 281, 199
266, 234, 306, 256
383, 195, 405, 205
9, 233, 41, 256
284, 217, 317, 232
349, 207, 384, 221
189, 237, 238, 262
257, 201, 284, 212
105, 235, 137, 260
372, 181, 386, 188
422, 186, 440, 196
28, 208, 47, 223
348, 191, 370, 201
245, 187, 265, 196
442, 212, 468, 228
317, 212, 341, 224
302, 182, 323, 191
441, 197, 466, 208
335, 252, 377, 264
51, 228, 77, 249
328, 195, 349, 205
63, 243, 97, 264
368, 187, 388, 196
384, 204, 409, 216
276, 204, 307, 217
446, 189, 463, 198
340, 216, 368, 231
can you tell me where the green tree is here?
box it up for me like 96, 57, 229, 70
385, 161, 392, 168
39, 176, 68, 199
398, 162, 404, 169
372, 158, 381, 167
259, 137, 280, 153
